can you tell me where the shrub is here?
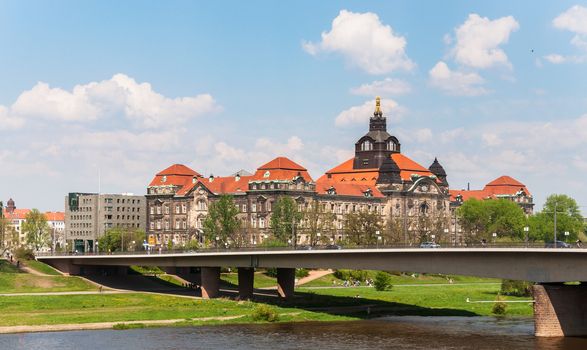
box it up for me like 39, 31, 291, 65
333, 269, 351, 280
374, 271, 393, 291
501, 280, 533, 297
334, 269, 370, 281
264, 268, 277, 277
492, 295, 507, 315
14, 247, 35, 260
251, 304, 279, 322
295, 268, 309, 278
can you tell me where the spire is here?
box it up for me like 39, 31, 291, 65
376, 156, 402, 185
374, 96, 382, 117
428, 158, 448, 186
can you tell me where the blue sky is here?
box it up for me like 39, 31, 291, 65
1, 1, 587, 213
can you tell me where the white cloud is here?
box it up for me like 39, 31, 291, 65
303, 10, 414, 74
543, 54, 586, 64
215, 142, 246, 162
553, 5, 587, 35
482, 133, 502, 146
428, 61, 489, 96
0, 106, 24, 129
414, 128, 433, 143
450, 13, 519, 69
3, 74, 222, 129
350, 78, 411, 96
335, 98, 400, 127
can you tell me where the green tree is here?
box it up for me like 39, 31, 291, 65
270, 196, 302, 244
457, 199, 526, 243
374, 271, 393, 291
98, 227, 145, 252
528, 194, 583, 242
22, 209, 50, 251
344, 210, 382, 246
203, 195, 241, 247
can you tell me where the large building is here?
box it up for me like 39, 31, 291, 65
146, 97, 455, 246
64, 193, 146, 252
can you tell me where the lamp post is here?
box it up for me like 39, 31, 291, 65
132, 240, 136, 252
524, 226, 529, 247
96, 241, 99, 255
443, 228, 449, 246
316, 232, 321, 247
565, 231, 570, 243
215, 236, 219, 249
376, 230, 381, 248
431, 234, 436, 243
492, 232, 497, 244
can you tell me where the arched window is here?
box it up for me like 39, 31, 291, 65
420, 203, 429, 215
387, 140, 396, 151
361, 140, 373, 151
197, 200, 207, 211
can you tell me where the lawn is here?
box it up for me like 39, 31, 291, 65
301, 271, 499, 288
0, 260, 96, 293
23, 259, 62, 275
221, 271, 277, 289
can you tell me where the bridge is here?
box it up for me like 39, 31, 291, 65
39, 247, 587, 337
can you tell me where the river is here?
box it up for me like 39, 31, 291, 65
1, 317, 586, 350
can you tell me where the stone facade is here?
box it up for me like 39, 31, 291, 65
146, 98, 452, 247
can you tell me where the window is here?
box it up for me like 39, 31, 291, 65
182, 204, 187, 213
150, 222, 154, 230
156, 221, 161, 230
176, 205, 180, 214
165, 206, 169, 214
420, 203, 429, 215
259, 217, 265, 228
182, 220, 187, 229
198, 200, 206, 211
361, 140, 373, 151
387, 140, 396, 151
242, 204, 247, 212
150, 207, 154, 215
175, 220, 180, 229
252, 203, 256, 212
267, 201, 272, 212
165, 221, 170, 231
156, 206, 162, 215
251, 218, 257, 228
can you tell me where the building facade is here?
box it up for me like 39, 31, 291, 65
65, 193, 146, 252
146, 97, 458, 247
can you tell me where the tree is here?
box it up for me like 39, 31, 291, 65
98, 227, 145, 252
457, 199, 526, 243
384, 214, 403, 245
374, 271, 393, 291
22, 209, 50, 251
344, 210, 382, 246
301, 200, 335, 246
528, 194, 583, 242
270, 196, 302, 244
203, 195, 241, 247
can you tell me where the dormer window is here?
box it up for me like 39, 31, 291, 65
162, 175, 167, 183
363, 188, 373, 197
327, 186, 337, 195
263, 171, 270, 178
361, 140, 373, 151
387, 140, 396, 151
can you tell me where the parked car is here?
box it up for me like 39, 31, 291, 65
324, 244, 342, 250
420, 242, 441, 248
545, 241, 571, 248
296, 245, 313, 250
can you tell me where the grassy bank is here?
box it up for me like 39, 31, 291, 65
0, 261, 96, 294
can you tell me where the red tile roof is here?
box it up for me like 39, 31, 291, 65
148, 164, 201, 188
5, 209, 31, 220
319, 153, 435, 185
316, 179, 384, 198
45, 211, 65, 221
251, 157, 313, 182
183, 175, 253, 195
450, 175, 531, 201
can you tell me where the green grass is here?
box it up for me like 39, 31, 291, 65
0, 261, 96, 294
0, 260, 20, 273
221, 271, 277, 289
301, 272, 499, 288
23, 260, 62, 275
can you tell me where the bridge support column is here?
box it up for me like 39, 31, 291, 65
238, 267, 254, 300
277, 268, 295, 299
533, 284, 587, 337
200, 267, 220, 299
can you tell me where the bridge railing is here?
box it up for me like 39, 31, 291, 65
34, 241, 586, 257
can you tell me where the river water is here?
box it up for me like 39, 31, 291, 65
1, 317, 586, 350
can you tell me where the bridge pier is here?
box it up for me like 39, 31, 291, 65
276, 268, 295, 299
200, 267, 220, 299
534, 283, 587, 337
238, 267, 255, 300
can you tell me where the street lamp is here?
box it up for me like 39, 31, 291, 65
316, 232, 321, 246
524, 226, 529, 247
375, 230, 381, 248
565, 231, 570, 243
96, 241, 99, 255
443, 228, 449, 246
492, 232, 497, 244
215, 236, 219, 249
431, 234, 436, 243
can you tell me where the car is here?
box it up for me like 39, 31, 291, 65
420, 242, 441, 248
545, 241, 571, 248
324, 244, 342, 250
296, 245, 313, 250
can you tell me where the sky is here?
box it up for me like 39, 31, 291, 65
1, 1, 587, 213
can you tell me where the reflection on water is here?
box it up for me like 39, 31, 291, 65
1, 317, 587, 350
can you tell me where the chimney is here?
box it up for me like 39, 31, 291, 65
209, 174, 214, 182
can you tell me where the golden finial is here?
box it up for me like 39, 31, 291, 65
374, 96, 382, 116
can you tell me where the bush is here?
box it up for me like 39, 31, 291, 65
374, 271, 393, 291
295, 268, 309, 278
501, 280, 533, 297
251, 304, 279, 322
492, 295, 507, 315
264, 268, 277, 277
334, 269, 369, 281
14, 247, 35, 260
